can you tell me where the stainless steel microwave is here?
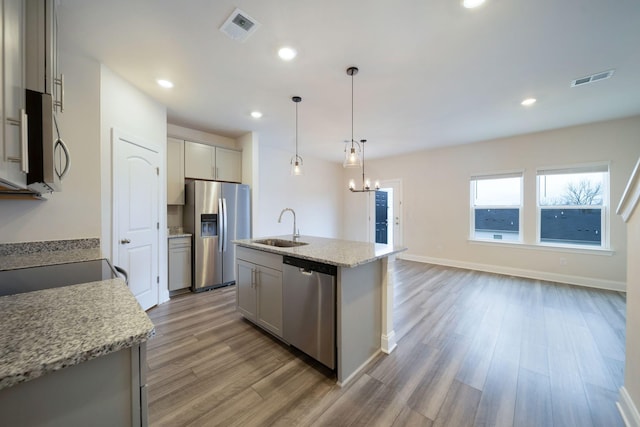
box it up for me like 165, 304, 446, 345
25, 89, 70, 194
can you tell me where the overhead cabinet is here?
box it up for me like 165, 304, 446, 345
0, 0, 28, 190
184, 140, 241, 183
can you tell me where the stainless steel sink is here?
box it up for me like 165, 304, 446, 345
252, 238, 308, 248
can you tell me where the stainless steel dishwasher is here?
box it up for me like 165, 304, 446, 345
282, 256, 337, 370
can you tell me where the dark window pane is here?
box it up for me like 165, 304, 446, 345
475, 208, 519, 232
540, 208, 601, 245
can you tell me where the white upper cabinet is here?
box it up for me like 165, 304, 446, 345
184, 140, 215, 180
167, 137, 185, 204
0, 0, 28, 190
215, 146, 242, 183
184, 140, 241, 183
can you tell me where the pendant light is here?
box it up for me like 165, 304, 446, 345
343, 66, 379, 192
343, 67, 362, 168
290, 96, 303, 176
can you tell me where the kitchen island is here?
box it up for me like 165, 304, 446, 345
234, 235, 406, 385
0, 241, 155, 427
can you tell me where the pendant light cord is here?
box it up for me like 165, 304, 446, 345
295, 101, 299, 158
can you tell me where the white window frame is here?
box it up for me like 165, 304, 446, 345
536, 162, 610, 249
470, 171, 524, 243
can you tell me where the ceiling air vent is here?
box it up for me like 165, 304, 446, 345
219, 8, 261, 42
571, 69, 615, 87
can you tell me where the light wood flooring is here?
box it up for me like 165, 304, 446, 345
146, 260, 626, 426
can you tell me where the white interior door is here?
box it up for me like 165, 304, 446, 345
113, 130, 160, 311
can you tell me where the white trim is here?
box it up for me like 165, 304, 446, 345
618, 386, 640, 427
470, 169, 524, 181
336, 349, 381, 388
617, 156, 640, 223
468, 238, 615, 256
381, 331, 397, 354
398, 253, 625, 292
536, 160, 610, 175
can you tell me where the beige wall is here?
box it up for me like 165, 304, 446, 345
0, 51, 101, 243
344, 116, 640, 290
255, 144, 343, 239
99, 65, 168, 302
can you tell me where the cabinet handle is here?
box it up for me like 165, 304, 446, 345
216, 166, 219, 179
6, 110, 29, 173
54, 74, 65, 113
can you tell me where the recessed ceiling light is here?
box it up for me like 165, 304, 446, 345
463, 0, 485, 8
278, 47, 297, 61
157, 79, 174, 89
251, 111, 263, 119
521, 98, 537, 106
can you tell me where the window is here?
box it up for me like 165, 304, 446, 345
537, 165, 608, 248
470, 173, 523, 242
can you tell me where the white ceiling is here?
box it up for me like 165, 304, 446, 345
58, 0, 640, 162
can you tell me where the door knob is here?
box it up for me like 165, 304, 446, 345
120, 238, 131, 244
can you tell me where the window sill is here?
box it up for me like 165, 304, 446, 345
468, 239, 614, 256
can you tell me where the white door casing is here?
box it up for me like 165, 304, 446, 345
112, 129, 160, 311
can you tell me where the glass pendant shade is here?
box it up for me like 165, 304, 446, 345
343, 143, 362, 168
290, 156, 303, 176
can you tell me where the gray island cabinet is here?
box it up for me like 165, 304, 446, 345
234, 235, 406, 385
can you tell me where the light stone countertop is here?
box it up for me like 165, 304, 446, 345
0, 247, 102, 271
0, 279, 155, 391
234, 235, 407, 268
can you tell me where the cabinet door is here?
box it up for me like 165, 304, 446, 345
256, 266, 283, 337
168, 245, 191, 291
166, 138, 185, 204
236, 259, 257, 321
0, 0, 27, 189
184, 141, 215, 180
215, 147, 242, 183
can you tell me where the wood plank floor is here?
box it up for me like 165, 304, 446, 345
146, 260, 626, 426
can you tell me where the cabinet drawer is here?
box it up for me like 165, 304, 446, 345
169, 237, 191, 249
236, 246, 282, 271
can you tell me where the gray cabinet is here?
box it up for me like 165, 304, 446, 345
184, 140, 242, 183
166, 137, 185, 205
0, 343, 148, 427
236, 247, 283, 337
0, 0, 28, 190
169, 236, 191, 291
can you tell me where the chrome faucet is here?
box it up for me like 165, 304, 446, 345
278, 208, 300, 241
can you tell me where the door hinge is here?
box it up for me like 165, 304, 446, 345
157, 276, 159, 284
156, 167, 159, 176
157, 222, 159, 230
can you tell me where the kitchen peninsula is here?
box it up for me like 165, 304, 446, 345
234, 235, 406, 385
0, 240, 155, 427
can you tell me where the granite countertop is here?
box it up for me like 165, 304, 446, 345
0, 247, 102, 271
0, 279, 155, 390
234, 235, 406, 268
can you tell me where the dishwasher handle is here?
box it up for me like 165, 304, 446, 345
300, 268, 313, 276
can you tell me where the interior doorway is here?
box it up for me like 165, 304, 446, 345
370, 179, 403, 247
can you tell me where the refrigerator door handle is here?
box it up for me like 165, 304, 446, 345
218, 198, 224, 252
222, 198, 228, 252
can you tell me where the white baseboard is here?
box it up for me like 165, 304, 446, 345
397, 253, 626, 292
618, 387, 640, 427
381, 331, 397, 355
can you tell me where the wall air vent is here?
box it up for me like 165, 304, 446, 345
571, 69, 615, 87
219, 8, 261, 42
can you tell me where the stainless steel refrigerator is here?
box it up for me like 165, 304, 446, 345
184, 180, 251, 292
